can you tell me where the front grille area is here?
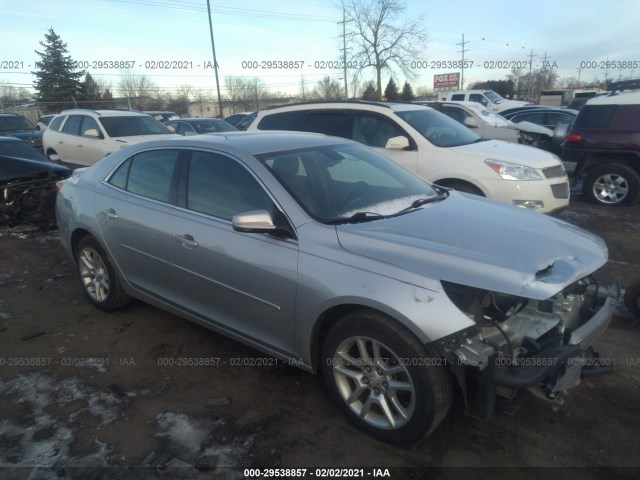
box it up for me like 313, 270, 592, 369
551, 182, 570, 199
543, 165, 566, 179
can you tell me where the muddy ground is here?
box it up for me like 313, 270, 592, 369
0, 197, 638, 480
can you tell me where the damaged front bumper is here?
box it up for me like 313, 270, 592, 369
437, 280, 621, 420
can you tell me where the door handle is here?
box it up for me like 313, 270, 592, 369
102, 208, 118, 220
177, 234, 198, 248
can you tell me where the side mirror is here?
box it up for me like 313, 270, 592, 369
385, 135, 410, 150
83, 128, 101, 138
183, 130, 198, 136
232, 210, 277, 233
463, 117, 480, 128
166, 125, 176, 133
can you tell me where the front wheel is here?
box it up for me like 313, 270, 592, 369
75, 236, 130, 311
321, 311, 452, 443
582, 164, 640, 206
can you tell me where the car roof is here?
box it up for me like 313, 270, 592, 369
58, 109, 153, 117
586, 90, 640, 105
140, 131, 352, 156
262, 101, 430, 114
171, 118, 225, 122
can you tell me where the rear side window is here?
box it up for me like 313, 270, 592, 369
48, 116, 65, 132
451, 94, 465, 101
573, 105, 617, 129
257, 111, 305, 130
609, 105, 640, 131
303, 111, 348, 137
63, 115, 83, 136
108, 150, 180, 203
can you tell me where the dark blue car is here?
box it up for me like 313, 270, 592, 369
0, 114, 43, 152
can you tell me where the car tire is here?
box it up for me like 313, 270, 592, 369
624, 280, 640, 317
75, 236, 130, 311
582, 164, 640, 206
321, 310, 452, 443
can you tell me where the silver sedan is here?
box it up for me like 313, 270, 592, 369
55, 132, 618, 442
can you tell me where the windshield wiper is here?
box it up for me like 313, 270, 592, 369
325, 211, 385, 225
395, 192, 449, 215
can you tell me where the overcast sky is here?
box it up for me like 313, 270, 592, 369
1, 0, 639, 99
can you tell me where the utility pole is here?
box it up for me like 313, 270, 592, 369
206, 0, 224, 118
576, 67, 582, 86
457, 34, 470, 90
338, 8, 351, 99
527, 49, 536, 98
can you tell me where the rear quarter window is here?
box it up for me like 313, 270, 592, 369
609, 105, 640, 131
257, 111, 305, 130
573, 105, 617, 129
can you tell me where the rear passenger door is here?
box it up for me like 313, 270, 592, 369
95, 148, 181, 299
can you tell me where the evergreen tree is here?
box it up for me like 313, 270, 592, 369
400, 81, 414, 102
361, 81, 377, 101
79, 73, 102, 109
32, 28, 84, 111
384, 78, 399, 101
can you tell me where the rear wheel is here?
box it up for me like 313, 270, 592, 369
321, 311, 452, 443
75, 236, 130, 311
582, 164, 640, 206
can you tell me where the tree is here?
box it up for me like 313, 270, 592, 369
32, 28, 84, 112
118, 70, 157, 110
470, 79, 515, 98
313, 76, 342, 100
384, 78, 399, 101
343, 0, 426, 100
361, 81, 377, 100
400, 81, 414, 102
78, 73, 103, 109
0, 82, 32, 111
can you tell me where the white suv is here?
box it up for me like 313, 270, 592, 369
249, 102, 570, 213
43, 109, 179, 166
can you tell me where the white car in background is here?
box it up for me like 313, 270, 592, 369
249, 101, 569, 213
425, 101, 554, 146
43, 109, 179, 166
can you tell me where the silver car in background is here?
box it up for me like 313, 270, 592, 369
55, 132, 618, 442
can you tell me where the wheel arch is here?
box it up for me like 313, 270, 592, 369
433, 178, 486, 196
580, 152, 640, 178
309, 303, 431, 374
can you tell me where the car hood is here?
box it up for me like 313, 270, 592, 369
335, 193, 607, 300
2, 130, 42, 142
449, 139, 560, 168
510, 121, 554, 137
0, 155, 71, 182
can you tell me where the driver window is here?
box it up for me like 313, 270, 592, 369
352, 114, 404, 148
470, 94, 488, 107
81, 116, 100, 137
187, 151, 274, 220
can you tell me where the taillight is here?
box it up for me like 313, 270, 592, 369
565, 132, 583, 143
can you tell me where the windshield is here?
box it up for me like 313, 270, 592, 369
0, 140, 47, 162
396, 109, 481, 147
484, 90, 505, 104
0, 116, 37, 132
99, 116, 172, 137
257, 143, 438, 222
193, 120, 237, 133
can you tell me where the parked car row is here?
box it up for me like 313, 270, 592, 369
248, 101, 570, 214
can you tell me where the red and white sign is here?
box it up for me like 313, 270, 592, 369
434, 73, 460, 88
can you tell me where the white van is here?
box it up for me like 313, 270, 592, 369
440, 90, 532, 112
249, 101, 569, 213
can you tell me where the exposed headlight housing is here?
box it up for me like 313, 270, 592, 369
485, 159, 543, 181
